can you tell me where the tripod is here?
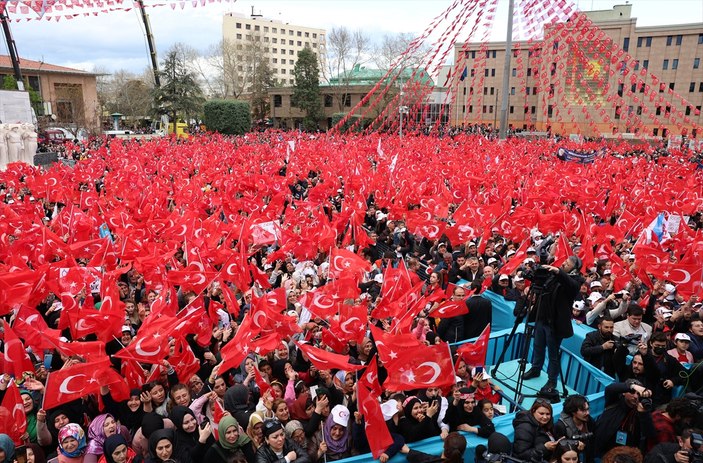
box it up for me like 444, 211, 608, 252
491, 274, 568, 404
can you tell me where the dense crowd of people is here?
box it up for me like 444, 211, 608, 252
0, 131, 701, 463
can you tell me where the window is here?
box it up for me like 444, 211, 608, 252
637, 36, 652, 47
527, 68, 532, 77
272, 58, 278, 64
305, 32, 309, 37
236, 33, 242, 39
468, 105, 473, 113
699, 82, 703, 92
280, 28, 286, 34
470, 69, 475, 77
623, 37, 630, 51
289, 50, 294, 55
483, 105, 487, 113
289, 40, 294, 45
274, 95, 282, 107
526, 87, 531, 95
264, 37, 269, 43
656, 106, 662, 116
463, 88, 466, 95
324, 95, 333, 107
273, 48, 277, 53
615, 106, 622, 119
273, 38, 277, 43
281, 69, 286, 74
637, 37, 643, 47
686, 106, 692, 115
489, 105, 494, 114
699, 34, 703, 44
691, 82, 696, 92
676, 35, 683, 45
618, 83, 624, 97
634, 61, 639, 70
236, 22, 242, 28
245, 24, 251, 30
511, 87, 515, 95
663, 59, 669, 70
512, 68, 516, 77
531, 106, 536, 114
255, 25, 260, 31
553, 41, 559, 51
483, 87, 488, 95
643, 60, 649, 69
297, 41, 302, 46
280, 49, 285, 54
491, 68, 496, 77
509, 106, 514, 114
297, 31, 302, 37
289, 30, 294, 35
673, 59, 679, 70
272, 28, 277, 33
462, 105, 466, 114
670, 83, 675, 90
646, 37, 652, 47
264, 27, 269, 32
289, 79, 294, 84
666, 35, 673, 46
533, 86, 537, 94
490, 87, 495, 95
485, 69, 489, 77
694, 58, 700, 69
343, 94, 351, 107
312, 33, 317, 38
548, 105, 553, 118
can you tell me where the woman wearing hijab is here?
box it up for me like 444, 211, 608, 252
27, 443, 47, 463
246, 413, 265, 451
319, 405, 352, 461
398, 397, 440, 443
85, 414, 125, 463
169, 406, 213, 462
224, 384, 254, 430
55, 423, 88, 463
203, 415, 256, 463
235, 354, 261, 405
399, 432, 467, 463
0, 434, 14, 463
21, 389, 51, 444
104, 389, 145, 436
443, 390, 494, 438
145, 429, 177, 463
97, 435, 140, 463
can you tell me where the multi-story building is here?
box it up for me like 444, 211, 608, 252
451, 4, 703, 138
0, 56, 99, 131
222, 12, 326, 89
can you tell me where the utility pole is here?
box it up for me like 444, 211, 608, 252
0, 5, 24, 90
499, 0, 515, 139
136, 0, 160, 88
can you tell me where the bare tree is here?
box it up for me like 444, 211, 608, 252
372, 32, 428, 72
324, 26, 371, 112
97, 69, 155, 129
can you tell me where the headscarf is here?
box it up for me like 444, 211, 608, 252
141, 413, 165, 439
103, 434, 130, 463
117, 389, 144, 434
19, 390, 37, 443
57, 423, 87, 458
246, 412, 264, 447
0, 434, 14, 463
284, 420, 303, 439
148, 428, 175, 461
402, 397, 422, 422
218, 415, 251, 450
322, 407, 351, 455
169, 405, 198, 450
86, 413, 115, 455
288, 393, 311, 421
224, 384, 250, 413
26, 443, 46, 463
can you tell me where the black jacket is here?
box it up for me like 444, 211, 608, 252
398, 415, 440, 443
593, 382, 655, 456
511, 410, 556, 461
255, 438, 310, 463
204, 440, 257, 463
553, 412, 596, 463
580, 330, 616, 377
464, 295, 492, 340
643, 442, 682, 463
534, 269, 583, 339
437, 316, 465, 344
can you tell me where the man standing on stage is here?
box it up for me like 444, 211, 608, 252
523, 255, 584, 392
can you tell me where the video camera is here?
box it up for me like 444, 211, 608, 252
688, 432, 703, 463
617, 333, 642, 347
561, 432, 593, 449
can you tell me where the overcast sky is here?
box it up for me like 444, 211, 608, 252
5, 0, 703, 74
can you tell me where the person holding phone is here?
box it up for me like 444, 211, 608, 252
512, 399, 563, 461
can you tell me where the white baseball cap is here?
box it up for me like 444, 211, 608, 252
330, 404, 350, 427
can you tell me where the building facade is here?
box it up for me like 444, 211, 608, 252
0, 56, 99, 131
451, 5, 703, 138
223, 12, 326, 88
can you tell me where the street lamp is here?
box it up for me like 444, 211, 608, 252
399, 104, 409, 138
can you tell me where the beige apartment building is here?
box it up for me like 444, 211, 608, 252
223, 12, 326, 88
452, 4, 703, 138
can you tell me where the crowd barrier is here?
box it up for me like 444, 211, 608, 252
338, 293, 611, 463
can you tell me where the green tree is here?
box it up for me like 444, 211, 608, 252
152, 48, 205, 125
3, 75, 43, 116
250, 57, 274, 122
203, 100, 251, 135
292, 47, 322, 131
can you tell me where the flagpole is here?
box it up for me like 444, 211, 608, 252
40, 372, 48, 410
499, 0, 515, 140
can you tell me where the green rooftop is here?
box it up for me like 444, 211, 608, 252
325, 64, 435, 87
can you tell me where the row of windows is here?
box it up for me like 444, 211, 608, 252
637, 34, 703, 48
273, 93, 358, 108
689, 82, 703, 92
234, 22, 320, 39
461, 105, 538, 114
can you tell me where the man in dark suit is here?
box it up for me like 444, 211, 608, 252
580, 316, 617, 377
464, 279, 492, 339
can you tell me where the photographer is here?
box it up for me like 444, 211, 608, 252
645, 428, 703, 463
648, 398, 697, 451
594, 380, 656, 456
523, 256, 584, 393
580, 316, 617, 377
554, 395, 596, 463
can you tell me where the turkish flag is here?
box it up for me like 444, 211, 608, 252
430, 297, 468, 318
552, 233, 572, 267
121, 359, 146, 390
358, 383, 393, 459
499, 239, 531, 276
369, 325, 423, 364
383, 342, 454, 391
113, 326, 171, 364
329, 247, 371, 280
43, 360, 111, 409
357, 356, 383, 397
457, 324, 491, 367
0, 382, 27, 445
2, 323, 35, 377
13, 305, 61, 352
296, 342, 364, 372
168, 337, 200, 384
300, 286, 341, 319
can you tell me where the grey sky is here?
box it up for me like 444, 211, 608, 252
5, 0, 702, 74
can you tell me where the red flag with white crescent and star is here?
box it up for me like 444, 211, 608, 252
0, 382, 27, 445
296, 342, 364, 372
358, 382, 393, 459
383, 342, 454, 391
456, 324, 491, 367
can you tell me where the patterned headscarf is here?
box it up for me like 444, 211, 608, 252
86, 413, 115, 455
57, 423, 87, 458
